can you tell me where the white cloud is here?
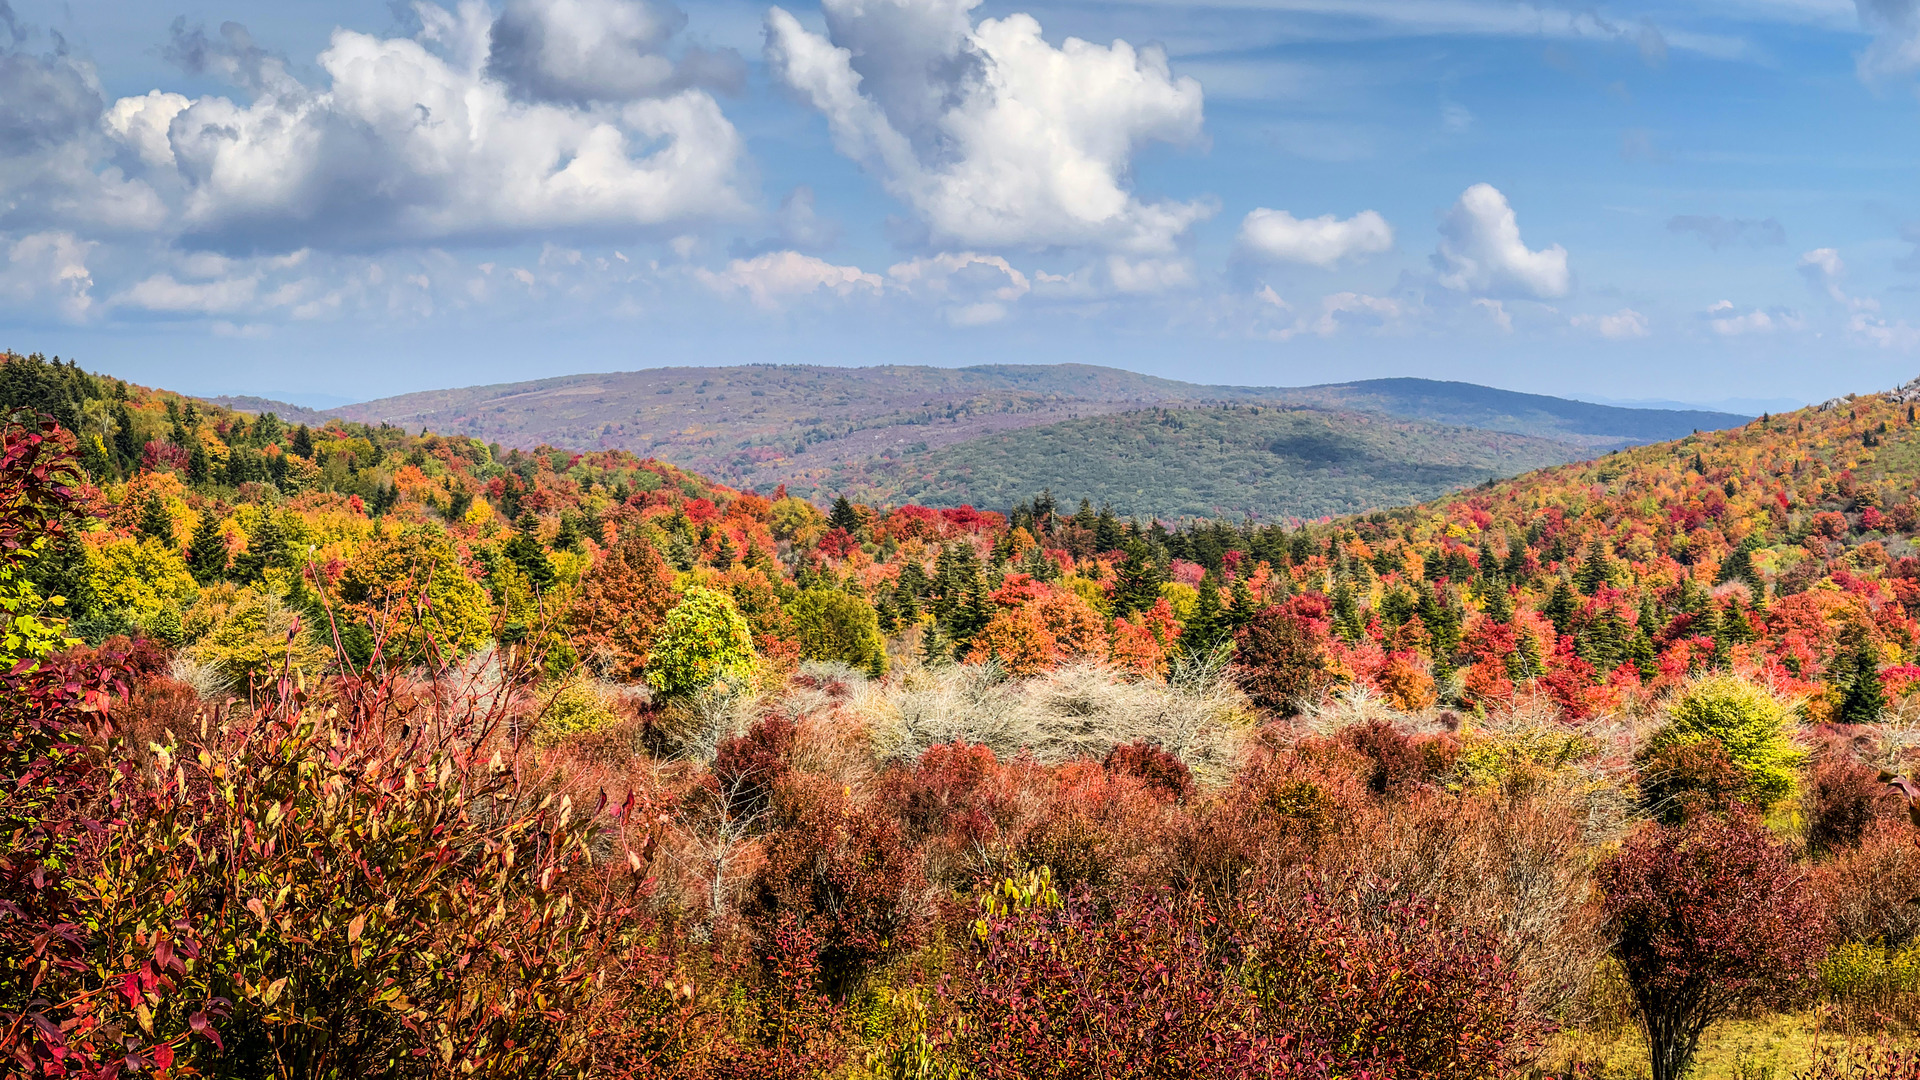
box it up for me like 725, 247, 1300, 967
485, 0, 744, 104
765, 0, 1209, 253
1856, 0, 1920, 81
97, 1, 747, 252
696, 250, 882, 308
1572, 307, 1650, 339
1, 231, 95, 321
1706, 300, 1802, 335
1473, 297, 1511, 331
1310, 291, 1402, 336
1236, 208, 1392, 267
1432, 183, 1570, 299
889, 251, 1030, 324
1105, 255, 1195, 293
116, 273, 261, 315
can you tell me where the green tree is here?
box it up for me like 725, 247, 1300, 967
645, 586, 756, 698
828, 495, 862, 536
137, 496, 176, 547
1646, 675, 1803, 810
788, 587, 887, 677
1830, 643, 1889, 725
186, 508, 229, 585
502, 513, 554, 592
1110, 538, 1165, 618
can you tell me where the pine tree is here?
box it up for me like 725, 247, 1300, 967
503, 513, 555, 591
1094, 504, 1123, 553
1111, 538, 1165, 618
1227, 576, 1258, 635
290, 424, 314, 459
186, 508, 229, 584
1543, 580, 1579, 635
1186, 571, 1227, 652
231, 512, 288, 584
828, 496, 861, 536
1833, 643, 1888, 725
112, 401, 138, 465
138, 497, 176, 547
1481, 580, 1515, 623
187, 439, 210, 485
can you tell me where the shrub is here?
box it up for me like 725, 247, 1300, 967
1636, 738, 1756, 825
1234, 605, 1336, 715
1236, 881, 1541, 1080
942, 874, 1324, 1080
1337, 720, 1429, 795
748, 774, 926, 997
1806, 755, 1893, 855
1597, 808, 1828, 1080
335, 525, 493, 662
1813, 822, 1920, 949
787, 586, 887, 678
646, 586, 757, 699
1646, 674, 1803, 810
1103, 740, 1193, 802
182, 584, 330, 689
536, 674, 628, 747
710, 714, 797, 821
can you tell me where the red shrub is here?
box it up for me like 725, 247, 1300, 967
944, 883, 1331, 1080
748, 776, 927, 997
1813, 821, 1920, 948
1636, 738, 1755, 825
1103, 740, 1192, 802
1598, 808, 1828, 1080
1236, 880, 1542, 1080
710, 715, 797, 821
1805, 755, 1895, 856
1234, 606, 1337, 715
1337, 720, 1429, 794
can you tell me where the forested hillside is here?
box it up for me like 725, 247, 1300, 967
819, 402, 1589, 518
3, 348, 1914, 1080
233, 363, 1749, 505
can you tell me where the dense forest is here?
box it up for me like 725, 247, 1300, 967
4, 348, 1920, 1079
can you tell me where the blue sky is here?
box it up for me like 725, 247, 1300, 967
2, 0, 1918, 408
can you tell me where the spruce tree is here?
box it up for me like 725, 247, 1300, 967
828, 496, 861, 535
1835, 643, 1889, 725
186, 508, 229, 584
137, 497, 175, 547
1543, 580, 1579, 635
1111, 538, 1165, 618
1187, 571, 1227, 652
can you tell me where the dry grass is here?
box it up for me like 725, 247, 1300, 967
853, 658, 1255, 785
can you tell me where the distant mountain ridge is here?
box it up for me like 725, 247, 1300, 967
205, 363, 1749, 516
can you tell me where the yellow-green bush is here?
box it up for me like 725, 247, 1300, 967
1647, 674, 1803, 809
535, 676, 627, 747
82, 534, 198, 628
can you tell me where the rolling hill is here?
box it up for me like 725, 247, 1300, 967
809, 403, 1590, 520
220, 364, 1741, 483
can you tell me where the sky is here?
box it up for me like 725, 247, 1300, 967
4, 0, 1920, 408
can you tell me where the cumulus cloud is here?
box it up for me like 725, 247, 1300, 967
695, 250, 882, 308
1856, 0, 1920, 81
85, 1, 749, 252
1667, 214, 1785, 250
888, 251, 1029, 323
1, 230, 94, 321
1571, 307, 1649, 339
765, 0, 1209, 253
1705, 300, 1802, 335
1433, 184, 1569, 299
1236, 208, 1392, 268
486, 0, 743, 104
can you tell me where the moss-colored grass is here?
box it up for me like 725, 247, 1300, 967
1544, 1012, 1913, 1079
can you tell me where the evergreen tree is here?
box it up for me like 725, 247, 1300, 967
186, 508, 229, 585
1543, 580, 1579, 635
231, 512, 288, 584
187, 439, 210, 485
1186, 572, 1228, 652
137, 497, 176, 547
1094, 504, 1123, 553
1834, 643, 1889, 725
554, 514, 585, 552
503, 513, 555, 591
1574, 541, 1616, 594
1226, 576, 1258, 636
111, 401, 139, 465
828, 496, 861, 536
1110, 537, 1165, 618
1717, 537, 1762, 587
290, 424, 314, 459
1480, 580, 1515, 623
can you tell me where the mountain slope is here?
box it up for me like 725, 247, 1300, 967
1263, 378, 1743, 447
284, 364, 1746, 494
814, 403, 1591, 520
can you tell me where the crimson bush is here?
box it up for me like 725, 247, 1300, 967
1598, 808, 1828, 1080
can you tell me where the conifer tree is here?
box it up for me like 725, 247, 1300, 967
137, 497, 175, 547
828, 496, 861, 536
186, 508, 229, 584
1833, 643, 1888, 725
1111, 538, 1165, 618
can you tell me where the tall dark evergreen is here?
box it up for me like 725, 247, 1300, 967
137, 497, 175, 547
1110, 538, 1165, 618
1833, 643, 1888, 725
186, 508, 230, 585
828, 496, 861, 536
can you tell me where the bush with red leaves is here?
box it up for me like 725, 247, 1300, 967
1336, 720, 1432, 795
710, 715, 796, 822
1636, 738, 1756, 826
1236, 881, 1540, 1080
1103, 741, 1192, 802
944, 883, 1333, 1080
1234, 606, 1337, 715
1805, 756, 1893, 856
747, 775, 927, 998
882, 741, 1000, 842
1597, 808, 1828, 1080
